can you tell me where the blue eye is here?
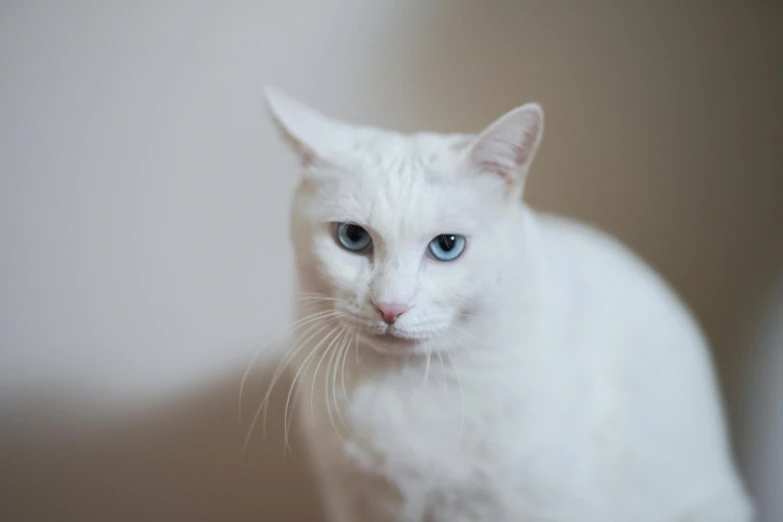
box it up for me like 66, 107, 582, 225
336, 222, 373, 252
428, 234, 466, 262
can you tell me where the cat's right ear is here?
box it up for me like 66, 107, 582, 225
264, 86, 338, 168
464, 103, 544, 199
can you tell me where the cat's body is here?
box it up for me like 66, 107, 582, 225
264, 88, 753, 521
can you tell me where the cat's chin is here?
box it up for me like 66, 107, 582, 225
351, 326, 437, 355
361, 332, 424, 355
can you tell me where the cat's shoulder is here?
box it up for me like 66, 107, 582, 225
534, 211, 659, 283
532, 210, 695, 324
534, 212, 636, 263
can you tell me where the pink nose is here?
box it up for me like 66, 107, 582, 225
372, 302, 409, 324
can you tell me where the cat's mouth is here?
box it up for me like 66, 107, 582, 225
338, 312, 439, 350
357, 322, 437, 352
377, 329, 416, 343
383, 327, 429, 341
363, 324, 413, 341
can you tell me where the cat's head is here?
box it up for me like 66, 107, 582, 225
265, 88, 543, 353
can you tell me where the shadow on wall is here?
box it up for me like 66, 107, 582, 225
737, 274, 783, 522
0, 366, 325, 522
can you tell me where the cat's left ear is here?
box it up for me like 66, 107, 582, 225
264, 86, 340, 168
465, 103, 544, 195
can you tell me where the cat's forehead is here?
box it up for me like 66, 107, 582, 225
349, 131, 470, 170
313, 131, 486, 237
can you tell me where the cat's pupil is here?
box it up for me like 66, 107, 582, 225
346, 225, 365, 242
438, 235, 456, 251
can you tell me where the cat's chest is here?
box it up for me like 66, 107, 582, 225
328, 377, 594, 521
333, 361, 591, 483
338, 373, 520, 486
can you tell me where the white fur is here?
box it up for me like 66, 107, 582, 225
264, 87, 754, 521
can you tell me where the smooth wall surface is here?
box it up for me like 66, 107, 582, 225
1, 2, 781, 520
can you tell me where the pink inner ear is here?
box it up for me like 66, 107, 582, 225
514, 127, 538, 166
480, 159, 514, 180
471, 138, 526, 180
468, 104, 543, 183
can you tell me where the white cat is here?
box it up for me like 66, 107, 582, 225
263, 87, 754, 521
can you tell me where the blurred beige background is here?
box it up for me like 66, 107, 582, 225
1, 2, 781, 521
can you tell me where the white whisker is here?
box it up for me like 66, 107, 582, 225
310, 325, 346, 422
239, 308, 341, 426
259, 317, 344, 441
435, 349, 448, 397
324, 327, 352, 440
242, 317, 339, 457
451, 323, 491, 353
442, 331, 465, 444
331, 327, 354, 434
412, 346, 432, 398
339, 331, 354, 406
295, 295, 349, 304
283, 325, 342, 455
284, 367, 304, 443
